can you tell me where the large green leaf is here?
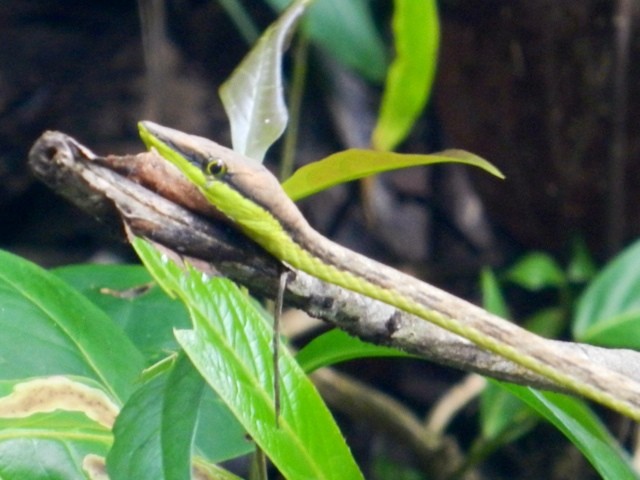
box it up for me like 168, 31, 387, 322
282, 148, 504, 201
498, 384, 638, 480
296, 328, 410, 373
220, 0, 309, 162
0, 249, 143, 402
372, 0, 439, 151
132, 238, 363, 479
266, 0, 386, 82
0, 376, 115, 480
54, 264, 190, 364
574, 238, 640, 345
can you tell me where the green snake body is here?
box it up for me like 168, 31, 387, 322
139, 121, 640, 420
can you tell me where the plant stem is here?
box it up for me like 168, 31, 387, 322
218, 0, 260, 45
279, 33, 309, 181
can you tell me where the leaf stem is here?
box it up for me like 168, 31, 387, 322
279, 33, 309, 181
217, 0, 260, 44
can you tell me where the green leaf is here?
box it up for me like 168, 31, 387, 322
174, 356, 253, 465
479, 268, 510, 319
108, 364, 168, 479
497, 383, 639, 480
132, 238, 363, 480
372, 457, 423, 480
576, 311, 640, 349
161, 354, 205, 480
504, 252, 566, 291
372, 0, 439, 151
479, 383, 536, 442
108, 354, 248, 479
0, 249, 143, 403
522, 307, 565, 339
54, 264, 191, 364
266, 0, 387, 82
481, 266, 564, 339
478, 269, 536, 447
574, 238, 640, 341
282, 148, 504, 201
296, 329, 410, 373
567, 237, 597, 283
219, 0, 309, 162
0, 376, 114, 480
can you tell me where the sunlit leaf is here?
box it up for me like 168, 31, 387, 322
372, 0, 439, 151
220, 0, 309, 162
266, 0, 386, 82
282, 148, 504, 201
132, 238, 363, 480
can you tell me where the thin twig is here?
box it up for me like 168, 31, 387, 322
425, 374, 486, 436
279, 33, 309, 181
608, 0, 633, 255
273, 269, 291, 427
311, 368, 477, 480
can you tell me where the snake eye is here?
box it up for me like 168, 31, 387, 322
204, 157, 227, 177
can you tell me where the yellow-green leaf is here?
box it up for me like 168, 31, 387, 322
131, 238, 363, 480
372, 0, 440, 151
282, 148, 504, 201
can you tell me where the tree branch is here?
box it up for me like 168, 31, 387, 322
28, 131, 640, 398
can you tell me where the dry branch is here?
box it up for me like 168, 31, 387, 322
28, 131, 640, 399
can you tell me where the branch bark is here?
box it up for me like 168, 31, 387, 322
28, 131, 640, 398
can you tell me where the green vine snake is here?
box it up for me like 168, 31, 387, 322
138, 121, 640, 421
